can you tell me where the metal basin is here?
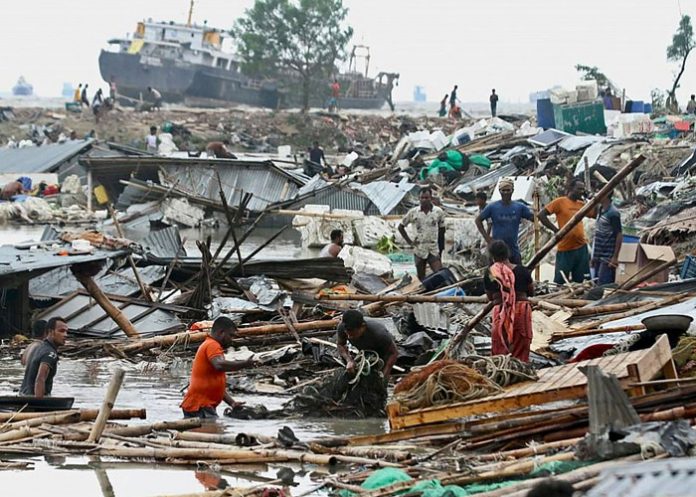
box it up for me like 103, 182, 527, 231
641, 314, 693, 333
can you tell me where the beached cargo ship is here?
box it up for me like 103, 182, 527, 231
99, 19, 398, 110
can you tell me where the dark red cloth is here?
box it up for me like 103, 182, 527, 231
492, 301, 533, 362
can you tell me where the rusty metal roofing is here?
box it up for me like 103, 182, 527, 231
586, 458, 696, 497
38, 291, 185, 339
0, 139, 94, 174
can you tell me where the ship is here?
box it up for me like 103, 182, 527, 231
12, 76, 33, 97
99, 13, 398, 110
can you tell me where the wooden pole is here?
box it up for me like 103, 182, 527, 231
617, 258, 677, 291
533, 188, 541, 281
118, 319, 340, 354
0, 408, 145, 423
527, 154, 646, 270
443, 301, 496, 358
570, 300, 652, 316
317, 294, 489, 304
87, 369, 125, 443
72, 272, 140, 339
107, 204, 152, 302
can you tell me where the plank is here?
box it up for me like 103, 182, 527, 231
388, 339, 673, 430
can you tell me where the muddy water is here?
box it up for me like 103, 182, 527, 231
0, 223, 401, 497
0, 356, 388, 497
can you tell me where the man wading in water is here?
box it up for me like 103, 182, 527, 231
180, 317, 259, 418
20, 317, 68, 398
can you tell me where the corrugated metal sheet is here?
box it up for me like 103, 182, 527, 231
412, 303, 451, 331
0, 139, 94, 174
160, 162, 301, 212
38, 292, 184, 339
453, 163, 518, 196
356, 179, 415, 215
0, 244, 127, 287
140, 226, 187, 260
586, 458, 696, 497
29, 265, 166, 299
291, 186, 379, 214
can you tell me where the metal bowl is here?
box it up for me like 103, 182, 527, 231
641, 314, 693, 333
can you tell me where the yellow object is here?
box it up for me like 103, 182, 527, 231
128, 39, 144, 54
135, 22, 145, 38
203, 31, 221, 48
93, 185, 109, 205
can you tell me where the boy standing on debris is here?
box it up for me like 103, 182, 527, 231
475, 178, 534, 265
180, 317, 258, 418
539, 179, 596, 284
20, 317, 68, 398
592, 191, 622, 285
484, 241, 534, 362
398, 187, 446, 280
146, 126, 159, 154
337, 310, 399, 381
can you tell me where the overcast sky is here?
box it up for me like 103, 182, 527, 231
2, 0, 696, 105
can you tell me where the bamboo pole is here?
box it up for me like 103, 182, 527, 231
0, 426, 37, 442
118, 319, 339, 354
107, 418, 201, 438
94, 446, 400, 467
533, 188, 541, 281
573, 292, 689, 331
474, 437, 583, 462
87, 369, 125, 443
443, 301, 496, 359
4, 411, 80, 431
550, 324, 645, 342
72, 271, 140, 339
0, 408, 145, 423
570, 300, 651, 316
317, 294, 488, 304
527, 154, 646, 270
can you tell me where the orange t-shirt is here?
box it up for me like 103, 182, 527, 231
545, 196, 596, 252
180, 337, 226, 412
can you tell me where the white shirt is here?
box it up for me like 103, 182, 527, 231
146, 134, 158, 151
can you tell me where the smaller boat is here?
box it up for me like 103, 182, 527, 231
12, 76, 33, 97
0, 395, 74, 412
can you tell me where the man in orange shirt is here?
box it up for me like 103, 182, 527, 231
539, 179, 595, 284
181, 317, 257, 418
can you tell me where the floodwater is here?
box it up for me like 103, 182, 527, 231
0, 355, 388, 497
0, 222, 394, 497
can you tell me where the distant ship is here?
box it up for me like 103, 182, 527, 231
12, 76, 33, 96
99, 14, 398, 110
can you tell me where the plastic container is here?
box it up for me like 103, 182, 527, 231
622, 234, 639, 244
93, 185, 109, 205
422, 267, 457, 292
630, 101, 645, 113
536, 98, 555, 129
435, 287, 466, 297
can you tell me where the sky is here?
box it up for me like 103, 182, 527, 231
2, 0, 696, 105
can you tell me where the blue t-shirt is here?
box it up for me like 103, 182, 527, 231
593, 204, 622, 262
479, 200, 533, 259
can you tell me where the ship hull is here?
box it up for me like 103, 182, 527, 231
100, 51, 388, 110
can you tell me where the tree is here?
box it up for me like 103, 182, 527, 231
575, 64, 609, 88
233, 0, 353, 111
666, 15, 696, 112
650, 88, 666, 116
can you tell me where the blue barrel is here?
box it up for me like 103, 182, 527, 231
536, 98, 555, 129
630, 101, 645, 113
643, 103, 653, 114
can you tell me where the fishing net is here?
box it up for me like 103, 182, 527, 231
393, 355, 537, 411
394, 360, 502, 410
287, 351, 387, 418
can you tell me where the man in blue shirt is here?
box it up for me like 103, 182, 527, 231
592, 191, 622, 285
475, 178, 534, 264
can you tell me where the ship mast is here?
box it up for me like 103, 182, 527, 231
187, 0, 195, 26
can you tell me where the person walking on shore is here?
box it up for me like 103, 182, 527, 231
80, 84, 90, 108
490, 89, 499, 117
